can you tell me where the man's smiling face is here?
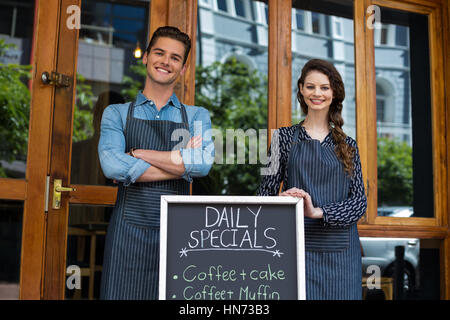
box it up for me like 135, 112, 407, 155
143, 36, 187, 86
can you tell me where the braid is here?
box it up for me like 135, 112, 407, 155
329, 107, 355, 176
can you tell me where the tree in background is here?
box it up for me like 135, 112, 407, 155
121, 59, 146, 101
0, 40, 31, 177
377, 137, 413, 206
0, 39, 95, 177
73, 73, 95, 142
194, 58, 268, 195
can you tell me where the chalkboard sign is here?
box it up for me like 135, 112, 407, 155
159, 196, 305, 300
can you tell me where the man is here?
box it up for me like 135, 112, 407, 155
98, 26, 214, 299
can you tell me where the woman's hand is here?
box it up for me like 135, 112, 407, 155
280, 187, 324, 219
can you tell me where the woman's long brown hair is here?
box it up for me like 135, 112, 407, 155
297, 59, 355, 176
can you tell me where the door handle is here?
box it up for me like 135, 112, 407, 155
52, 179, 76, 209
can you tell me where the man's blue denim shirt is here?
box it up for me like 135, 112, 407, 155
98, 92, 214, 185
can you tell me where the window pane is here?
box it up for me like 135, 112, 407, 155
235, 0, 246, 17
0, 0, 35, 179
217, 0, 228, 12
375, 8, 433, 218
0, 200, 23, 300
65, 204, 112, 300
71, 0, 149, 186
195, 0, 268, 195
311, 12, 320, 34
295, 10, 305, 30
361, 237, 440, 300
292, 0, 355, 139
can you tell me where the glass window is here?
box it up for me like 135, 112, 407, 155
217, 0, 228, 12
376, 98, 386, 123
235, 0, 246, 18
333, 17, 343, 38
195, 0, 268, 196
361, 237, 440, 300
65, 204, 112, 300
0, 200, 23, 300
0, 0, 35, 179
295, 10, 305, 31
375, 7, 433, 218
380, 25, 389, 45
311, 12, 320, 34
264, 4, 269, 24
71, 0, 149, 186
291, 0, 356, 139
80, 1, 147, 47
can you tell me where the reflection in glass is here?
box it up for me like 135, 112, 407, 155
71, 0, 149, 186
291, 0, 356, 139
361, 237, 440, 300
375, 8, 433, 218
194, 0, 268, 196
0, 0, 35, 179
0, 200, 23, 300
66, 205, 112, 300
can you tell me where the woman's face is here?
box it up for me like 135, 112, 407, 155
299, 71, 334, 113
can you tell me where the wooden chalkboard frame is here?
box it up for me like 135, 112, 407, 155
159, 196, 305, 300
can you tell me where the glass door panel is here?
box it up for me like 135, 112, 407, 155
194, 0, 269, 195
373, 7, 433, 218
291, 0, 356, 139
0, 200, 23, 300
361, 237, 440, 300
71, 0, 150, 186
0, 0, 35, 179
0, 0, 36, 300
65, 204, 112, 300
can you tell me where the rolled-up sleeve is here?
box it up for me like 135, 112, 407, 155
179, 107, 214, 182
320, 143, 367, 227
98, 104, 150, 186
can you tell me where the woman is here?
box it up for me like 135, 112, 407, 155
257, 59, 367, 300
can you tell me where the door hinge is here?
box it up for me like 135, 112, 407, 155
44, 175, 50, 213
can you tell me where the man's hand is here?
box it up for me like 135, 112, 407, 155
185, 136, 202, 149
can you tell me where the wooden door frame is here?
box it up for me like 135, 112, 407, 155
42, 0, 81, 300
19, 0, 61, 299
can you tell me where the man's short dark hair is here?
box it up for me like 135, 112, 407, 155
146, 26, 191, 65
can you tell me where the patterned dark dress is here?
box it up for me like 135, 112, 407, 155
257, 123, 367, 300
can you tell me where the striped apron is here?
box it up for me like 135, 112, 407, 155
100, 100, 190, 300
287, 127, 362, 300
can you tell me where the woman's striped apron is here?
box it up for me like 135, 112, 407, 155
100, 100, 190, 300
287, 126, 362, 300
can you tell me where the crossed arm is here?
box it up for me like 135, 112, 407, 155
133, 136, 202, 182
98, 105, 212, 185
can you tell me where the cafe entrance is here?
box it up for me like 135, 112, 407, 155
0, 0, 449, 300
